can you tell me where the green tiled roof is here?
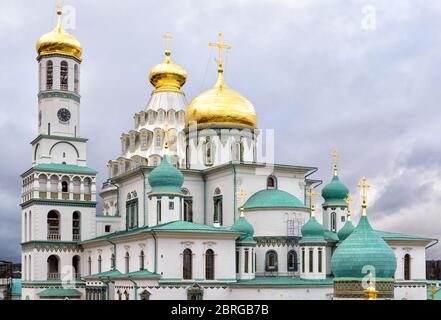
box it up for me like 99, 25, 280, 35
324, 230, 339, 242
83, 269, 122, 280
376, 230, 434, 241
331, 216, 397, 279
151, 220, 238, 234
37, 288, 82, 297
111, 269, 160, 279
34, 163, 97, 174
11, 279, 22, 296
338, 221, 355, 241
321, 175, 349, 206
232, 276, 334, 287
148, 155, 184, 194
244, 189, 306, 210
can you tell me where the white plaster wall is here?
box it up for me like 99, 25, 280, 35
388, 243, 427, 280
394, 283, 427, 300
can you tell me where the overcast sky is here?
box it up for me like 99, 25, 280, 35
1, 0, 441, 262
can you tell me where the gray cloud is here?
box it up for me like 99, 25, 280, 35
1, 0, 441, 261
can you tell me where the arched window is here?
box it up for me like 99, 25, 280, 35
88, 257, 92, 275
73, 211, 80, 241
287, 250, 298, 272
205, 249, 215, 280
60, 61, 68, 91
140, 290, 151, 300
47, 255, 60, 280
301, 248, 305, 273
265, 250, 278, 272
29, 211, 32, 240
61, 180, 68, 193
125, 252, 130, 273
267, 176, 277, 189
205, 142, 213, 165
309, 249, 314, 273
213, 188, 223, 225
183, 249, 192, 280
24, 256, 27, 280
47, 210, 60, 240
72, 256, 80, 279
139, 250, 145, 270
331, 212, 337, 232
117, 290, 122, 300
46, 60, 53, 90
124, 290, 130, 300
185, 145, 190, 169
232, 142, 241, 162
98, 255, 102, 274
74, 64, 79, 93
24, 212, 27, 242
404, 254, 411, 280
184, 198, 193, 222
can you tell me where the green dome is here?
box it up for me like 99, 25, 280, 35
231, 216, 254, 241
337, 220, 355, 241
331, 216, 397, 279
321, 175, 349, 206
300, 216, 325, 241
148, 155, 184, 194
244, 189, 306, 210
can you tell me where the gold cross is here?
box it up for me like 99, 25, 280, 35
209, 32, 231, 71
345, 194, 353, 220
164, 32, 173, 52
163, 124, 169, 149
237, 188, 248, 207
57, 0, 63, 15
331, 149, 339, 176
306, 188, 320, 216
358, 177, 371, 216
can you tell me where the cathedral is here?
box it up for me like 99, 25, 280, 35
19, 5, 437, 300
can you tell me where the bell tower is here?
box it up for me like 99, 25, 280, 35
20, 2, 96, 300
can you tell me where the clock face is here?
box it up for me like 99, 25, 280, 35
57, 108, 71, 122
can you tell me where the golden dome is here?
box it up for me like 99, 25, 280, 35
149, 50, 187, 92
185, 72, 257, 129
36, 7, 82, 61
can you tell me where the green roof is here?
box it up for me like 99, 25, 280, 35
33, 163, 97, 174
331, 216, 397, 279
111, 269, 160, 279
83, 269, 122, 280
376, 230, 434, 241
244, 189, 306, 210
151, 220, 238, 234
37, 288, 82, 297
324, 230, 339, 242
11, 279, 22, 296
232, 276, 334, 287
148, 155, 184, 194
321, 175, 349, 206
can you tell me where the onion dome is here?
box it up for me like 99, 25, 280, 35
36, 5, 82, 61
301, 216, 325, 241
185, 33, 257, 129
331, 178, 397, 279
322, 175, 349, 206
337, 220, 355, 241
148, 49, 187, 92
148, 155, 184, 194
231, 214, 255, 242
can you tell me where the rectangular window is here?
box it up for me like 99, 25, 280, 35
341, 216, 345, 223
251, 249, 254, 274
105, 225, 111, 233
169, 201, 174, 210
309, 249, 314, 273
213, 196, 223, 225
236, 250, 239, 273
302, 249, 305, 273
318, 249, 323, 273
244, 250, 249, 274
157, 200, 162, 224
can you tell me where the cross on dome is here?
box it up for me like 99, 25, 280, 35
358, 177, 371, 216
345, 194, 353, 220
307, 188, 320, 216
236, 188, 248, 217
331, 149, 339, 176
209, 32, 231, 76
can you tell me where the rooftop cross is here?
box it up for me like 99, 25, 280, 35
306, 188, 320, 217
164, 32, 173, 56
331, 149, 339, 176
236, 188, 248, 217
345, 194, 353, 221
357, 177, 371, 216
209, 32, 231, 74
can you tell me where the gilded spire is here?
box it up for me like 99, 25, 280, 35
331, 149, 339, 176
236, 188, 248, 217
307, 188, 320, 217
209, 32, 231, 90
345, 194, 353, 221
358, 177, 371, 217
163, 32, 173, 62
56, 0, 63, 31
